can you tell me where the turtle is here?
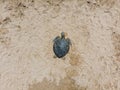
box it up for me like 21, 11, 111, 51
53, 32, 71, 58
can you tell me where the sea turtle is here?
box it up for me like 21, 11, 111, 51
53, 32, 71, 58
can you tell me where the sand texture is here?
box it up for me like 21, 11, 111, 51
0, 0, 120, 90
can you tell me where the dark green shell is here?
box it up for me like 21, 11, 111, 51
53, 37, 70, 58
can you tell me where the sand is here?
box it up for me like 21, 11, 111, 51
0, 0, 120, 90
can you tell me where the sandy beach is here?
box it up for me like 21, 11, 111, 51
0, 0, 120, 90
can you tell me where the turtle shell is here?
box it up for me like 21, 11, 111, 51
53, 38, 70, 58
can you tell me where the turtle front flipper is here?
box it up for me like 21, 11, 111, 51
66, 38, 72, 46
53, 36, 60, 42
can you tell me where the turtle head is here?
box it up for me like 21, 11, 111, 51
61, 32, 65, 39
